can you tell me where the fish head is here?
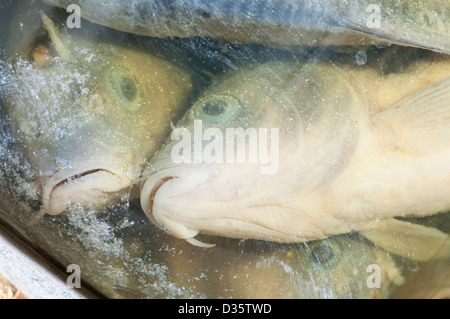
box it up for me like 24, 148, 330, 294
275, 235, 404, 298
243, 235, 404, 299
2, 17, 193, 215
164, 233, 404, 298
140, 61, 361, 243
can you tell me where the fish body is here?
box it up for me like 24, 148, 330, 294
394, 236, 450, 298
392, 212, 450, 298
140, 52, 450, 258
1, 8, 193, 215
164, 233, 404, 298
43, 0, 450, 54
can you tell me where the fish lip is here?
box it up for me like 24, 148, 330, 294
41, 160, 132, 215
140, 166, 315, 243
52, 168, 115, 188
144, 176, 175, 223
139, 167, 189, 223
140, 166, 206, 239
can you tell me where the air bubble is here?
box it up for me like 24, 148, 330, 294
355, 50, 367, 66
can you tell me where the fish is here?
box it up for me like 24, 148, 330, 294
42, 0, 450, 55
393, 235, 450, 298
392, 212, 450, 299
1, 8, 193, 215
163, 233, 405, 298
140, 51, 450, 261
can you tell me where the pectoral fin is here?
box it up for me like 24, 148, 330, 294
374, 76, 450, 156
394, 235, 450, 298
360, 218, 449, 262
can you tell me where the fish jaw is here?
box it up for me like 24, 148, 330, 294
140, 166, 212, 240
139, 163, 346, 244
41, 158, 136, 215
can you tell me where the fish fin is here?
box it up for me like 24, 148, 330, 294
360, 218, 449, 262
394, 235, 450, 298
39, 11, 70, 60
374, 76, 450, 156
344, 4, 450, 55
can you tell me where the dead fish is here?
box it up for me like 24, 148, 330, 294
43, 0, 450, 54
392, 212, 450, 299
393, 235, 450, 299
164, 233, 404, 298
1, 11, 193, 215
140, 52, 450, 261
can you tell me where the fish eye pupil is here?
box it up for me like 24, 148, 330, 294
120, 76, 136, 101
310, 244, 335, 265
193, 94, 242, 123
202, 100, 227, 116
109, 67, 140, 107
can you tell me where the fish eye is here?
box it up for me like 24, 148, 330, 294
202, 100, 227, 116
109, 66, 142, 111
308, 240, 343, 271
193, 94, 243, 124
119, 76, 137, 101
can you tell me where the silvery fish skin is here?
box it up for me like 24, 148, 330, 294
164, 233, 404, 298
43, 0, 450, 54
140, 53, 450, 253
1, 12, 193, 215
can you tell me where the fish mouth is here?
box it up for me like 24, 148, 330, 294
140, 167, 207, 242
41, 160, 133, 215
145, 176, 175, 220
139, 165, 304, 247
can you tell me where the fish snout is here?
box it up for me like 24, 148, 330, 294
139, 163, 296, 245
41, 159, 134, 215
140, 167, 211, 242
